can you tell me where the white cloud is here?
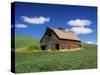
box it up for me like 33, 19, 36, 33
15, 24, 27, 28
65, 29, 70, 31
67, 19, 92, 27
85, 41, 97, 45
70, 27, 93, 34
85, 41, 94, 44
21, 16, 50, 24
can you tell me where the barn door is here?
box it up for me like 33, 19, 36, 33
41, 45, 46, 50
55, 44, 59, 50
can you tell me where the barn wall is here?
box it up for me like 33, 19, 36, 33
40, 29, 59, 50
40, 29, 52, 46
59, 39, 81, 49
46, 32, 59, 50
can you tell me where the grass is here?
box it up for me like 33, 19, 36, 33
15, 43, 97, 73
12, 36, 40, 48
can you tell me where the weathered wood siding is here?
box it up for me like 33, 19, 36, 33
59, 39, 81, 49
40, 29, 59, 50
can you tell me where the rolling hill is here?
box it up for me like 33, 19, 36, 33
11, 36, 97, 73
13, 36, 40, 48
15, 43, 97, 73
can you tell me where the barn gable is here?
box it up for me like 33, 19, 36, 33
40, 28, 59, 50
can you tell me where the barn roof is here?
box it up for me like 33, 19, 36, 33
50, 28, 80, 41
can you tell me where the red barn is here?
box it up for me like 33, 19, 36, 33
40, 28, 81, 50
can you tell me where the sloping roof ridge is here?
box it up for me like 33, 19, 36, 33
48, 27, 80, 41
49, 27, 74, 33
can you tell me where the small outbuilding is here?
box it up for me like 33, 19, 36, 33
40, 27, 81, 50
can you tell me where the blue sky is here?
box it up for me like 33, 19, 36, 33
12, 2, 97, 44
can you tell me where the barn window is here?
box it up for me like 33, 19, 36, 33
48, 33, 51, 37
48, 32, 51, 37
47, 30, 52, 37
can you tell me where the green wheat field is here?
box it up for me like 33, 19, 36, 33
13, 36, 97, 73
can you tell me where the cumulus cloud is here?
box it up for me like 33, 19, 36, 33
67, 19, 92, 27
21, 16, 50, 24
70, 27, 93, 34
65, 29, 70, 31
65, 19, 93, 35
15, 24, 27, 28
85, 41, 97, 45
